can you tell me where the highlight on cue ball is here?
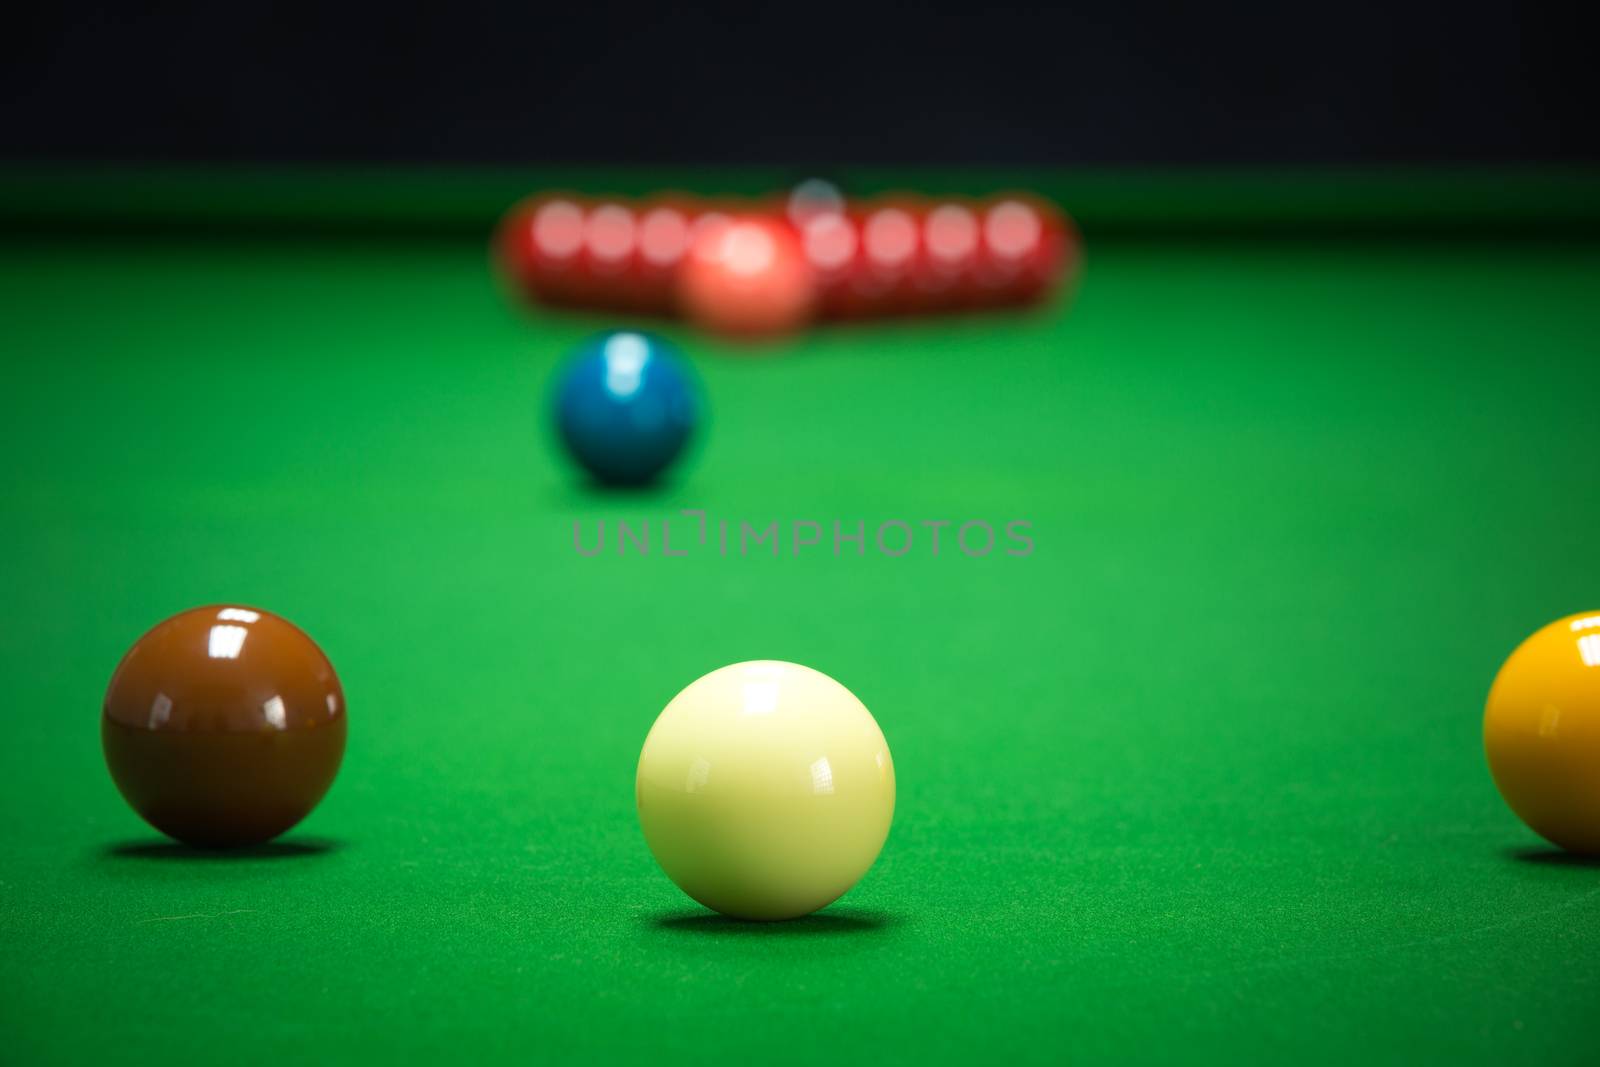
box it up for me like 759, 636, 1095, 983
636, 661, 895, 921
1484, 610, 1600, 855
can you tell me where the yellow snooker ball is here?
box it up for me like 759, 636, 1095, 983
1484, 611, 1600, 854
636, 661, 895, 920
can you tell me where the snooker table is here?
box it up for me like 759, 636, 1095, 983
3, 168, 1600, 1065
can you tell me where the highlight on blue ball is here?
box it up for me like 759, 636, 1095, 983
553, 330, 700, 487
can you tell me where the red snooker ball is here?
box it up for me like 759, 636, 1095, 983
494, 194, 591, 309
677, 214, 818, 340
973, 194, 1076, 306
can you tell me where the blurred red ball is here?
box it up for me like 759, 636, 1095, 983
677, 214, 818, 340
494, 193, 595, 308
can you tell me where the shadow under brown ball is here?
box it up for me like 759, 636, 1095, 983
103, 605, 346, 848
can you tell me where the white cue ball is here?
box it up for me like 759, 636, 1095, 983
636, 660, 895, 920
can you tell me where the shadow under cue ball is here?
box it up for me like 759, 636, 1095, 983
1484, 611, 1600, 854
636, 661, 895, 921
102, 605, 346, 848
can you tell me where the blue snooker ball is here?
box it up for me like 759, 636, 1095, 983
553, 331, 699, 487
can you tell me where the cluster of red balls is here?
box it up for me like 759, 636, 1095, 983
495, 185, 1081, 339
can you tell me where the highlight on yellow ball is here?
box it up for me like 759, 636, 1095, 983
1484, 611, 1600, 854
636, 661, 895, 920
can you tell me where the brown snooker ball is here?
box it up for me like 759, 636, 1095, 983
102, 605, 346, 848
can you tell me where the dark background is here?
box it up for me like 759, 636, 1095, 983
2, 1, 1595, 166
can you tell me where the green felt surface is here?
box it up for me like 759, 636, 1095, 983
3, 202, 1600, 1064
